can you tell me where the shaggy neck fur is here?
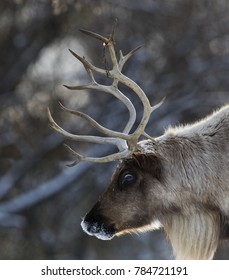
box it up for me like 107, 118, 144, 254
163, 210, 220, 260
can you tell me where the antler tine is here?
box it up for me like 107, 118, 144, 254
68, 49, 106, 77
109, 20, 117, 42
63, 144, 83, 166
119, 45, 144, 71
58, 102, 130, 141
63, 84, 90, 91
112, 45, 143, 89
80, 20, 117, 45
64, 143, 131, 166
80, 29, 110, 45
47, 108, 127, 150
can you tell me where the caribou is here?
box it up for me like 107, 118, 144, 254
48, 26, 229, 259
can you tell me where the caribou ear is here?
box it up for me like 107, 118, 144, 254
132, 152, 163, 181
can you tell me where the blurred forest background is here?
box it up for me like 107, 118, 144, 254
0, 0, 229, 259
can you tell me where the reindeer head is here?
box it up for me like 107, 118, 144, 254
81, 148, 165, 240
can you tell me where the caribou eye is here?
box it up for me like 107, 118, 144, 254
118, 171, 136, 189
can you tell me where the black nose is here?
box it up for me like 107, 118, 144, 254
84, 217, 101, 234
86, 222, 100, 234
81, 205, 116, 240
83, 210, 104, 234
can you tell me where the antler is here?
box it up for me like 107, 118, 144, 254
48, 25, 164, 165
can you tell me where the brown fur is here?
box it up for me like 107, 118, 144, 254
81, 105, 229, 259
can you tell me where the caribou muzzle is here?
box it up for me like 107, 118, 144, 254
81, 207, 116, 240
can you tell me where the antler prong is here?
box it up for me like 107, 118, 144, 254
58, 102, 130, 141
119, 45, 144, 70
63, 84, 96, 90
63, 144, 83, 166
64, 143, 132, 165
69, 49, 107, 76
48, 107, 128, 150
80, 29, 110, 45
109, 20, 117, 40
150, 97, 166, 113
